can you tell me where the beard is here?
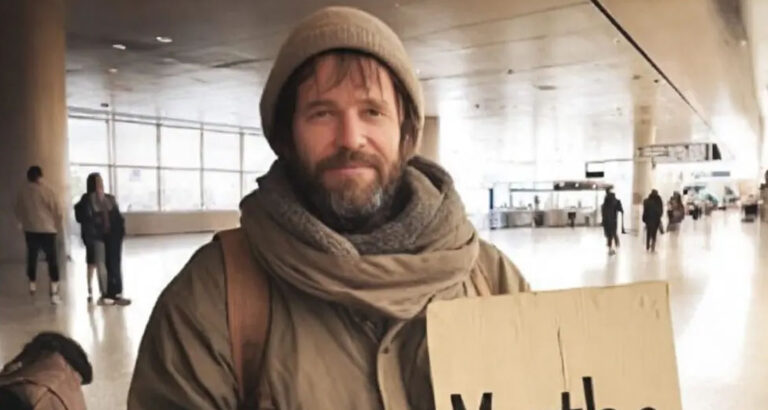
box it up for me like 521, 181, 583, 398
287, 148, 406, 233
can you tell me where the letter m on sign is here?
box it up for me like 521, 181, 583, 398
450, 393, 493, 410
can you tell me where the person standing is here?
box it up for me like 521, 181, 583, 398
601, 190, 621, 255
129, 7, 528, 409
74, 173, 130, 306
14, 166, 63, 305
642, 189, 664, 252
615, 198, 625, 245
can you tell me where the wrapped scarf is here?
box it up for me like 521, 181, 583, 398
239, 156, 479, 320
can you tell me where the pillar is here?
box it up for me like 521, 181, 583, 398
0, 0, 68, 261
630, 105, 656, 231
418, 116, 440, 164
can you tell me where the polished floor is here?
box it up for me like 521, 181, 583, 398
1, 210, 766, 409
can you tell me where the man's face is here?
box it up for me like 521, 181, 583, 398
291, 54, 403, 220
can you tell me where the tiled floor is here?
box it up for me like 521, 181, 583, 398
1, 210, 766, 409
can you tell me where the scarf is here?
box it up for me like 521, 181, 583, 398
239, 156, 479, 320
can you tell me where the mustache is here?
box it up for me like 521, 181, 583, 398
315, 149, 385, 174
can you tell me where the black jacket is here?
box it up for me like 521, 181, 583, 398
74, 194, 125, 243
643, 194, 664, 225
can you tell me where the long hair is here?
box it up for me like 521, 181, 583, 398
86, 173, 101, 194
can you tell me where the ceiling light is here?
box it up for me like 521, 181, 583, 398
107, 67, 118, 74
155, 36, 173, 44
112, 43, 127, 50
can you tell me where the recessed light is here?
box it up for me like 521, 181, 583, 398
155, 36, 173, 44
107, 67, 118, 74
112, 43, 127, 50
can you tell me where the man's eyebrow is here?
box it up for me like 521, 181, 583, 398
300, 99, 337, 111
359, 97, 392, 111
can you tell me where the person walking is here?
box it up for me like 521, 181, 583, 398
128, 7, 529, 409
601, 190, 621, 255
74, 173, 130, 306
642, 189, 664, 252
14, 166, 63, 305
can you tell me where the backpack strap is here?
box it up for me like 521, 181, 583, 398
470, 267, 493, 297
216, 228, 271, 410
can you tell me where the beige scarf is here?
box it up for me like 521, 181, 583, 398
239, 156, 479, 320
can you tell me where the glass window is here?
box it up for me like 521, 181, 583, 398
69, 165, 110, 205
115, 122, 157, 166
116, 168, 158, 211
243, 172, 262, 196
68, 118, 109, 164
243, 135, 276, 172
161, 127, 200, 168
161, 170, 201, 211
203, 171, 240, 210
203, 131, 239, 170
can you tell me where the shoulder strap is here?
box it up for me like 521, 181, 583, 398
470, 267, 493, 297
216, 228, 271, 410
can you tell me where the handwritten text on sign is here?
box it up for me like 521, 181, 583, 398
427, 283, 682, 410
450, 377, 656, 410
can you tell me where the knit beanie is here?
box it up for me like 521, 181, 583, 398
259, 6, 424, 152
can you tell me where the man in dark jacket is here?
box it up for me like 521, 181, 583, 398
601, 190, 621, 255
642, 189, 664, 252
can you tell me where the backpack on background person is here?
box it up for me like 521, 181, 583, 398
0, 332, 92, 410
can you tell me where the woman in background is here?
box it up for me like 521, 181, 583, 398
74, 173, 130, 306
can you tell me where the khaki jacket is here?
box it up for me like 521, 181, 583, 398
128, 239, 528, 409
14, 182, 61, 234
0, 352, 86, 410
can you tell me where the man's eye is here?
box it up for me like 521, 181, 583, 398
310, 110, 331, 119
365, 109, 383, 117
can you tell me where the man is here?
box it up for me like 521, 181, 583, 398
642, 189, 664, 252
128, 7, 529, 409
14, 166, 63, 305
615, 197, 625, 245
0, 332, 92, 410
601, 189, 621, 255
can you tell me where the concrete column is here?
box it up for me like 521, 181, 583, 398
0, 0, 68, 261
630, 105, 656, 231
418, 116, 440, 164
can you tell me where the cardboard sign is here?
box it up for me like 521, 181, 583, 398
427, 282, 681, 410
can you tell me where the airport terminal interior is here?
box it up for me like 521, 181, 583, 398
2, 0, 768, 409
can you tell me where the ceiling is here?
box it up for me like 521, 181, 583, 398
64, 0, 762, 176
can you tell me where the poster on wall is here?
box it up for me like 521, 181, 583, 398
427, 282, 682, 410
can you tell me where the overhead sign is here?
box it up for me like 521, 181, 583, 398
427, 282, 682, 410
635, 143, 721, 163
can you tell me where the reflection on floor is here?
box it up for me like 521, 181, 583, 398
0, 210, 766, 409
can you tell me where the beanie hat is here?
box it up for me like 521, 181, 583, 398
259, 6, 424, 151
